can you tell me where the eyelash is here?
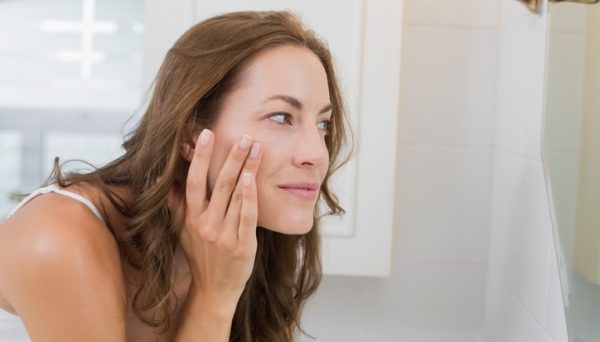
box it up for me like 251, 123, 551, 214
269, 112, 331, 135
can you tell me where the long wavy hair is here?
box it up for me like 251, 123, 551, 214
47, 10, 352, 341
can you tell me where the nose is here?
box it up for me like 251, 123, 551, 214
292, 125, 329, 168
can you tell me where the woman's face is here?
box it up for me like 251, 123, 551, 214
208, 45, 331, 235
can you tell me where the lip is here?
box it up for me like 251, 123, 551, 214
277, 183, 319, 201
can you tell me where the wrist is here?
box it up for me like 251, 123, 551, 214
175, 285, 238, 341
186, 284, 240, 319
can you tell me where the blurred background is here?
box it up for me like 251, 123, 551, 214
2, 0, 597, 341
0, 0, 143, 217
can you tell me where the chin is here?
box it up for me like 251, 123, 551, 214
257, 215, 314, 235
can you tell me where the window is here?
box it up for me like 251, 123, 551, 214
0, 0, 144, 219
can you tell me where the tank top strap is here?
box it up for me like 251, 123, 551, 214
7, 184, 106, 225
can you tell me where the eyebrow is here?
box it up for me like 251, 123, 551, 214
263, 94, 332, 115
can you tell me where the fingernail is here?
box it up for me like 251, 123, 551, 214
199, 129, 211, 145
250, 143, 261, 159
240, 134, 252, 149
243, 172, 252, 187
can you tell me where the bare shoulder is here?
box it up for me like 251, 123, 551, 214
0, 191, 127, 341
1, 190, 122, 275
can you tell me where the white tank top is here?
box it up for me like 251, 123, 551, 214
0, 184, 105, 341
0, 310, 28, 342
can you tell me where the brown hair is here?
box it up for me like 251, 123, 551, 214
48, 10, 352, 341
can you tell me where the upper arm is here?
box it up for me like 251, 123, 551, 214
2, 196, 127, 341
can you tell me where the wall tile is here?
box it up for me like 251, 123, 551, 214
542, 149, 578, 263
405, 0, 500, 28
494, 24, 547, 160
488, 150, 551, 324
482, 274, 548, 342
500, 0, 547, 31
395, 146, 491, 263
398, 26, 497, 146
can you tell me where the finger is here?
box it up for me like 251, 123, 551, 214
185, 129, 213, 212
222, 142, 262, 238
208, 134, 253, 218
221, 177, 244, 241
238, 172, 258, 245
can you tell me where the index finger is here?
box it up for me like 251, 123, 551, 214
185, 129, 213, 211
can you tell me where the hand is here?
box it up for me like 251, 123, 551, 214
178, 129, 262, 309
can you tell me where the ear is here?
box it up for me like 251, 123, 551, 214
180, 143, 193, 162
180, 127, 203, 162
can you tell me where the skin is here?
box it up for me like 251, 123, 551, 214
205, 44, 331, 235
0, 44, 332, 341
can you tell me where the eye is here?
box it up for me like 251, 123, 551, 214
269, 112, 292, 125
317, 119, 331, 135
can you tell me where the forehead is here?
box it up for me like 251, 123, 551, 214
231, 45, 330, 104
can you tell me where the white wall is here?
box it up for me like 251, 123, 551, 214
480, 1, 568, 342
302, 1, 572, 341
301, 1, 499, 340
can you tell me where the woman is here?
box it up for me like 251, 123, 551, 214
0, 10, 351, 341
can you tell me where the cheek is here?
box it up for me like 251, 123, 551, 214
253, 152, 270, 202
252, 146, 319, 234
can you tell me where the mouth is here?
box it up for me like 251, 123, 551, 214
277, 183, 319, 201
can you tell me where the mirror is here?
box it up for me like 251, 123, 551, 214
542, 2, 600, 341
